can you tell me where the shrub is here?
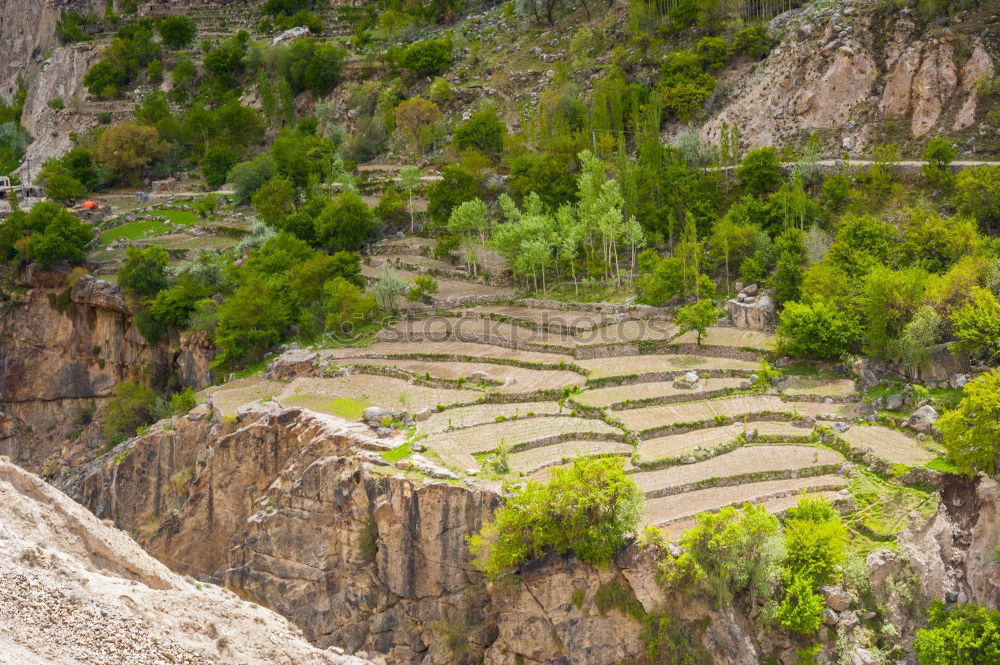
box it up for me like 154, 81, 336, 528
949, 286, 1000, 362
453, 107, 507, 160
922, 136, 956, 189
157, 15, 196, 48
394, 97, 441, 155
777, 300, 858, 359
427, 165, 479, 222
95, 123, 165, 182
314, 191, 375, 251
468, 457, 643, 579
914, 600, 1000, 665
119, 246, 169, 298
401, 36, 452, 76
407, 276, 438, 302
954, 166, 1000, 230
229, 153, 276, 203
201, 146, 237, 188
84, 59, 129, 98
783, 497, 847, 586
170, 387, 198, 414
775, 573, 825, 635
730, 25, 772, 59
937, 369, 1000, 478
661, 503, 782, 607
103, 380, 158, 440
736, 148, 783, 197
0, 201, 94, 267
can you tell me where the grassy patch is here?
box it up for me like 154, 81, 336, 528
925, 456, 960, 474
284, 393, 370, 420
781, 362, 823, 377
928, 388, 963, 411
381, 440, 413, 463
155, 208, 199, 226
844, 471, 938, 555
99, 220, 170, 246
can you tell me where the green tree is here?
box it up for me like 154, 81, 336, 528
427, 165, 478, 222
447, 198, 488, 278
661, 503, 783, 608
118, 246, 169, 297
83, 59, 129, 98
736, 148, 783, 197
252, 177, 298, 227
37, 161, 85, 203
201, 145, 237, 188
675, 299, 718, 346
914, 600, 1000, 665
950, 287, 1000, 363
859, 266, 928, 356
453, 107, 507, 160
955, 166, 1000, 231
775, 574, 825, 635
213, 277, 298, 368
313, 191, 374, 251
777, 300, 858, 359
324, 276, 376, 331
828, 214, 896, 279
783, 497, 847, 586
95, 123, 165, 182
468, 456, 643, 579
156, 15, 196, 49
394, 97, 441, 156
937, 369, 1000, 477
922, 136, 956, 190
229, 153, 276, 203
397, 165, 422, 233
400, 36, 452, 76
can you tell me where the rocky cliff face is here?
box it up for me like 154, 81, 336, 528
0, 265, 213, 473
701, 2, 998, 153
60, 402, 767, 665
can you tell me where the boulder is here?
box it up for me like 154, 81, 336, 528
363, 406, 393, 428
724, 293, 775, 330
743, 283, 759, 297
265, 349, 319, 381
820, 585, 851, 612
904, 405, 939, 433
885, 394, 904, 411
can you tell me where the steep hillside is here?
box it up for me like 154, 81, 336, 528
0, 459, 371, 665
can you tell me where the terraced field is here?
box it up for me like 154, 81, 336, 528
417, 401, 564, 435
579, 354, 759, 380
277, 375, 481, 413
616, 395, 856, 434
631, 445, 844, 498
336, 357, 585, 393
637, 421, 814, 464
575, 377, 747, 409
838, 425, 938, 464
672, 326, 776, 351
218, 298, 943, 544
644, 475, 848, 528
507, 440, 635, 475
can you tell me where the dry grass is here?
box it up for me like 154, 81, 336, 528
339, 358, 584, 393
617, 396, 856, 433
578, 354, 759, 379
838, 425, 938, 464
644, 475, 848, 527
631, 445, 844, 497
672, 326, 776, 351
506, 440, 634, 475
276, 375, 480, 412
783, 377, 858, 398
575, 377, 746, 408
417, 401, 563, 435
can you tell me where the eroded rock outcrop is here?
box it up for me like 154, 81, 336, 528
0, 265, 213, 472
702, 3, 998, 151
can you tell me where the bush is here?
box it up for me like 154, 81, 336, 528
0, 201, 94, 267
730, 25, 772, 59
468, 457, 643, 579
95, 123, 165, 182
314, 191, 375, 251
661, 503, 782, 607
229, 153, 276, 203
407, 276, 439, 302
170, 387, 198, 414
775, 574, 825, 635
84, 59, 129, 98
213, 276, 299, 369
453, 107, 507, 160
954, 166, 1000, 230
777, 300, 858, 359
38, 162, 85, 203
937, 369, 1000, 478
118, 246, 169, 298
914, 600, 1000, 665
737, 148, 783, 197
922, 136, 956, 189
783, 497, 847, 586
103, 380, 158, 440
401, 36, 452, 76
950, 287, 1000, 362
157, 15, 196, 48
201, 146, 238, 188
